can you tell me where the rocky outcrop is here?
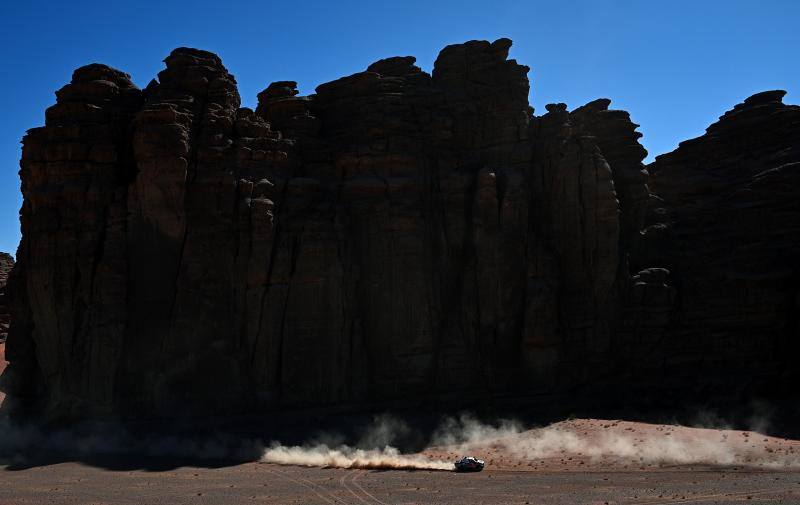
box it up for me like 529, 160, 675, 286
2, 40, 798, 421
634, 90, 800, 397
0, 253, 12, 341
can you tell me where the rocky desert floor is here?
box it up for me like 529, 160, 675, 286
0, 459, 798, 504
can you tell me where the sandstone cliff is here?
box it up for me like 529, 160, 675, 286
0, 252, 12, 341
2, 40, 798, 420
635, 90, 800, 399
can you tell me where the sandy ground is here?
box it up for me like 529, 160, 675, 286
2, 418, 800, 503
0, 460, 798, 504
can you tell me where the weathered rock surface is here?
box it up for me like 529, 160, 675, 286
634, 90, 800, 399
0, 252, 12, 341
2, 40, 798, 420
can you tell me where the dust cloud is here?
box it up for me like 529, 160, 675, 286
426, 414, 800, 469
262, 413, 800, 471
2, 410, 798, 471
261, 414, 453, 470
261, 444, 453, 470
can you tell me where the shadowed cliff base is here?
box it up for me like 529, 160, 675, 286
2, 409, 800, 477
1, 38, 798, 423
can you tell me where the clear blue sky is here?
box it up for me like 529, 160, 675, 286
1, 0, 797, 256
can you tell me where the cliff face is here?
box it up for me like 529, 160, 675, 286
635, 90, 800, 397
2, 40, 798, 420
0, 253, 12, 341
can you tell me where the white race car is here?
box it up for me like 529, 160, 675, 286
454, 456, 485, 472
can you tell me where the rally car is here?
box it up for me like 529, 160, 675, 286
454, 456, 485, 472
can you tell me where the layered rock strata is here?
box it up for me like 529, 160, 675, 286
2, 40, 798, 420
635, 90, 800, 397
0, 252, 12, 341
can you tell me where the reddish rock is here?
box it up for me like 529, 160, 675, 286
2, 40, 798, 421
0, 252, 12, 342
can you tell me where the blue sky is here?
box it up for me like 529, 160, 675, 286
1, 0, 797, 255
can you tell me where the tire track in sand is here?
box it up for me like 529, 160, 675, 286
339, 471, 371, 505
351, 470, 393, 505
262, 464, 348, 505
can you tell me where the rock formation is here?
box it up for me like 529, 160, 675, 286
633, 90, 800, 399
2, 39, 798, 421
0, 253, 12, 341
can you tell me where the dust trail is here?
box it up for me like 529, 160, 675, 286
428, 415, 800, 469
261, 413, 453, 471
262, 413, 800, 471
261, 443, 453, 470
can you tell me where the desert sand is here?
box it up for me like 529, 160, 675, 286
1, 456, 798, 504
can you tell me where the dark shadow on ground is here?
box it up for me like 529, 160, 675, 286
2, 453, 250, 472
